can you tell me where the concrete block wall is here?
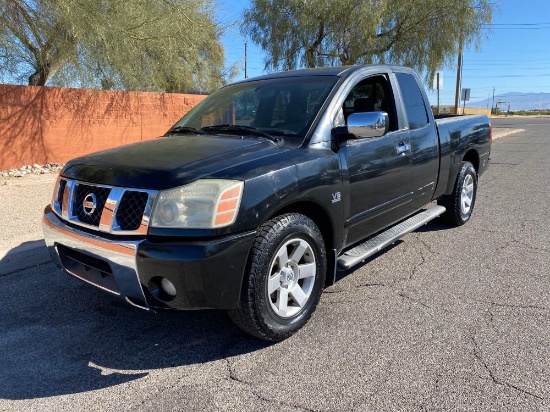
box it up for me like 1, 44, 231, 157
0, 84, 206, 170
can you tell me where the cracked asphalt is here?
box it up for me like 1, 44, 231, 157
0, 117, 548, 411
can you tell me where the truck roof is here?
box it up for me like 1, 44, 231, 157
231, 64, 411, 85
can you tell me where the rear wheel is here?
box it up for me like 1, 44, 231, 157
438, 161, 477, 226
228, 213, 326, 341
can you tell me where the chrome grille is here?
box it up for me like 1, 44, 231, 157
116, 191, 149, 231
51, 178, 158, 235
74, 184, 111, 227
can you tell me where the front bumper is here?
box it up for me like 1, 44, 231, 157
42, 205, 256, 310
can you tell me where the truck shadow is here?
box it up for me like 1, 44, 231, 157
0, 250, 271, 400
413, 219, 450, 233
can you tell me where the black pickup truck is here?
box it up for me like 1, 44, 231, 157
43, 65, 491, 341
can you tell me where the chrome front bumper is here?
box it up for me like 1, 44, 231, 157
42, 206, 150, 310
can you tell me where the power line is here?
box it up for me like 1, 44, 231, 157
484, 26, 550, 30
486, 22, 550, 26
463, 74, 550, 78
463, 50, 550, 53
482, 23, 550, 29
498, 85, 550, 89
482, 59, 550, 63
461, 67, 550, 70
489, 92, 550, 96
458, 63, 550, 67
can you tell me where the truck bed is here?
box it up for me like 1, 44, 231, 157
433, 114, 492, 198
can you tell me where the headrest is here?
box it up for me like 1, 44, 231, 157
353, 98, 376, 113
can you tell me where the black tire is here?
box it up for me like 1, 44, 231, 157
228, 213, 327, 341
438, 161, 477, 226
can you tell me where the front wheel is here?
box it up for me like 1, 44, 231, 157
438, 161, 478, 226
228, 213, 326, 341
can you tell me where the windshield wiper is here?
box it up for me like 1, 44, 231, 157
165, 126, 205, 136
200, 124, 281, 143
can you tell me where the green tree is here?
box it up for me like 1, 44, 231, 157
243, 0, 496, 83
0, 0, 230, 92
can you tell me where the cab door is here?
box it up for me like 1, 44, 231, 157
339, 75, 412, 246
394, 72, 439, 211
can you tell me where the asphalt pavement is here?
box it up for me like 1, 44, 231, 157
0, 117, 548, 411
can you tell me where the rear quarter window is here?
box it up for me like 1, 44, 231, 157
395, 73, 429, 130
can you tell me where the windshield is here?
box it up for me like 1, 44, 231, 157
171, 76, 339, 139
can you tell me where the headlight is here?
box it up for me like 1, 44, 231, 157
151, 179, 244, 228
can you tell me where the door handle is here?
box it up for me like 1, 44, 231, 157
396, 143, 410, 155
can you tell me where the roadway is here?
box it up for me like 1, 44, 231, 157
0, 117, 548, 411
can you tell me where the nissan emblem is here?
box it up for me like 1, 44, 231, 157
83, 193, 97, 216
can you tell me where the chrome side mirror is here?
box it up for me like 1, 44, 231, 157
347, 111, 389, 138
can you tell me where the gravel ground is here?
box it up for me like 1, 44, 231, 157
0, 175, 56, 252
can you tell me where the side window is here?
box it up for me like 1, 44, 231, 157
395, 73, 429, 130
341, 75, 397, 132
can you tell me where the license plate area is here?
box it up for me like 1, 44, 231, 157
56, 244, 121, 295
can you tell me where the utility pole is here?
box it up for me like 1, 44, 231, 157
454, 38, 463, 115
492, 87, 495, 114
437, 72, 440, 115
244, 42, 248, 79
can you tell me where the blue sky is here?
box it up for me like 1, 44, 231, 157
217, 0, 550, 107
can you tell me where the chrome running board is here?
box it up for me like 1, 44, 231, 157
337, 206, 446, 270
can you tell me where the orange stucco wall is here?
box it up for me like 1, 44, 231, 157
0, 84, 206, 170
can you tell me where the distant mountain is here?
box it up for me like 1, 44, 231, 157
467, 92, 550, 111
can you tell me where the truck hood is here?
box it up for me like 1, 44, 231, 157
61, 135, 288, 190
